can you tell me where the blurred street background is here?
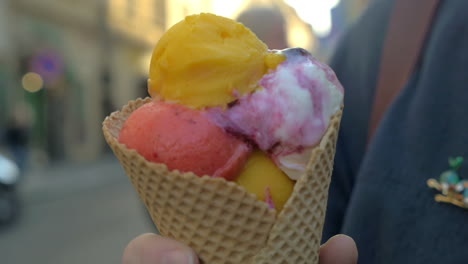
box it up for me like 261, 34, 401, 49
0, 0, 371, 263
0, 154, 153, 263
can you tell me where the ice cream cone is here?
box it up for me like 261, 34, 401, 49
103, 97, 342, 264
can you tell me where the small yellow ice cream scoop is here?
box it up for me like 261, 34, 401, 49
235, 149, 294, 211
148, 13, 285, 108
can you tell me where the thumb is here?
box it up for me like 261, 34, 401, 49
319, 234, 358, 264
123, 233, 199, 264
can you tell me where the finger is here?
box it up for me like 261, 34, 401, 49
319, 234, 358, 264
123, 233, 199, 264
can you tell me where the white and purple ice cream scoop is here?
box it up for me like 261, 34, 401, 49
208, 48, 344, 180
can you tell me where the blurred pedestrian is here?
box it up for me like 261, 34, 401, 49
236, 6, 289, 50
3, 103, 32, 173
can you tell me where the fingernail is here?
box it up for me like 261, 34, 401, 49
161, 249, 196, 264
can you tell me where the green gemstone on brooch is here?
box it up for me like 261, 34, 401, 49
427, 156, 468, 209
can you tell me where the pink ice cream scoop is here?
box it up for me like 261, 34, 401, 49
207, 48, 344, 180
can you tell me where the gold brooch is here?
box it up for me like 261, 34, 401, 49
427, 157, 468, 209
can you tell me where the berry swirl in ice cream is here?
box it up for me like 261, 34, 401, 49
207, 48, 344, 180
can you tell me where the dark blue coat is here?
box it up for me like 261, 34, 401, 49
323, 0, 468, 263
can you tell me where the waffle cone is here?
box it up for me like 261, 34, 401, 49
103, 98, 342, 264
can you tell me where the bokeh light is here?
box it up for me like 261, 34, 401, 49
21, 72, 44, 93
285, 0, 341, 37
211, 0, 247, 18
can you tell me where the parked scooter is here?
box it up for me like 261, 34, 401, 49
0, 154, 20, 226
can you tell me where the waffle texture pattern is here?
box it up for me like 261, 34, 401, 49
103, 98, 342, 264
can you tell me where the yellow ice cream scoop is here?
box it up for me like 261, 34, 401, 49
235, 149, 294, 211
148, 13, 285, 108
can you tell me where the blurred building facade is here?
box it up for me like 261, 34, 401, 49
0, 0, 15, 127
107, 0, 166, 108
0, 0, 371, 165
4, 0, 108, 163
